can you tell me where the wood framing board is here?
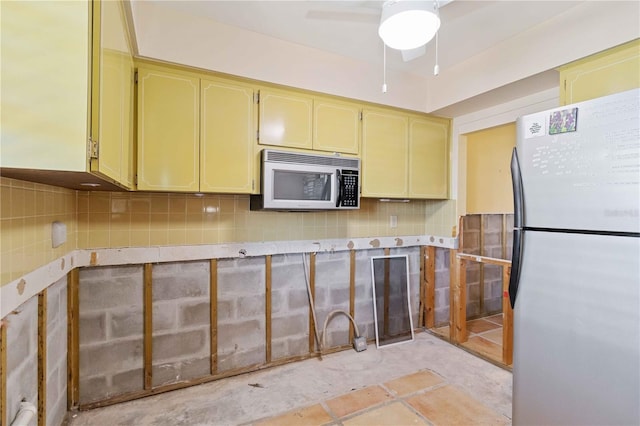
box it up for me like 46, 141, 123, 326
349, 250, 356, 342
479, 215, 485, 315
1, 320, 6, 426
448, 248, 458, 342
308, 253, 316, 354
456, 253, 512, 267
143, 264, 153, 390
454, 257, 468, 343
502, 266, 514, 365
265, 256, 272, 364
419, 246, 426, 327
38, 289, 47, 426
425, 246, 436, 329
67, 268, 79, 409
210, 259, 218, 375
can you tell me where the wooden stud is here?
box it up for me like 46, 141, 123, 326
67, 268, 79, 409
308, 253, 316, 353
455, 257, 468, 343
349, 250, 356, 342
419, 246, 426, 327
449, 248, 458, 342
38, 290, 47, 426
143, 264, 153, 390
425, 246, 436, 329
265, 255, 272, 364
502, 214, 508, 259
1, 319, 7, 426
502, 266, 514, 365
479, 215, 485, 315
456, 253, 512, 267
210, 259, 218, 375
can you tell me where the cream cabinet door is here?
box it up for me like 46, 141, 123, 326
200, 78, 257, 193
313, 98, 361, 154
361, 109, 409, 197
90, 0, 135, 189
137, 67, 200, 191
259, 89, 313, 149
408, 117, 449, 199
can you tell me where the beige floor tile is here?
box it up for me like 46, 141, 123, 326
485, 314, 504, 325
325, 385, 393, 418
467, 318, 501, 334
256, 404, 333, 426
384, 370, 444, 396
407, 385, 509, 425
462, 336, 502, 363
343, 402, 428, 426
481, 327, 503, 345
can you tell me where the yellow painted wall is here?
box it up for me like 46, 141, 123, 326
0, 177, 77, 284
465, 123, 516, 214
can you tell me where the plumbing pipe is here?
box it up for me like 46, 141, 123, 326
11, 401, 36, 426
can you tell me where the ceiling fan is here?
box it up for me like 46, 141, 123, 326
307, 0, 450, 63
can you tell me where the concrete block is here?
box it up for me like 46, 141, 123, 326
79, 375, 108, 404
46, 321, 67, 373
218, 268, 264, 295
435, 248, 450, 271
236, 294, 265, 318
218, 346, 265, 372
153, 302, 178, 332
216, 299, 234, 322
110, 308, 144, 339
179, 356, 211, 381
180, 301, 211, 327
484, 232, 502, 247
153, 275, 208, 301
435, 308, 449, 327
435, 288, 450, 309
312, 287, 328, 307
80, 274, 143, 311
79, 339, 143, 377
153, 329, 208, 362
329, 287, 350, 305
486, 214, 504, 231
286, 288, 309, 312
271, 340, 288, 360
152, 363, 180, 387
46, 393, 67, 426
435, 270, 450, 289
272, 313, 307, 339
111, 367, 143, 394
485, 298, 502, 314
217, 319, 264, 353
464, 214, 481, 230
79, 312, 107, 344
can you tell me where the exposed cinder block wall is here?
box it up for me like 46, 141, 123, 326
152, 261, 211, 386
6, 296, 37, 426
462, 214, 514, 318
46, 277, 68, 426
78, 265, 144, 404
434, 247, 451, 327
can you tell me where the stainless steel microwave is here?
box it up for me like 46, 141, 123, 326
250, 149, 360, 211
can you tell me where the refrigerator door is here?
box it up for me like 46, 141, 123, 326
516, 88, 640, 234
513, 230, 640, 425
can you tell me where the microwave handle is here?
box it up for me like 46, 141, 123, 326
336, 169, 343, 208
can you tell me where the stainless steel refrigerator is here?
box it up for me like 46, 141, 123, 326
509, 88, 640, 425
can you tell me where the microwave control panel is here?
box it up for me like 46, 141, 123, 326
340, 169, 359, 207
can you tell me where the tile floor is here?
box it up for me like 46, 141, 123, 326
69, 332, 512, 426
433, 314, 506, 366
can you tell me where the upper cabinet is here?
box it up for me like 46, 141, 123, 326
361, 109, 450, 199
200, 77, 257, 193
136, 63, 258, 193
559, 39, 640, 105
0, 0, 134, 190
361, 109, 409, 197
136, 66, 200, 192
408, 115, 449, 199
258, 89, 313, 149
313, 97, 361, 155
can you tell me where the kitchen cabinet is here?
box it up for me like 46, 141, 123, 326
136, 66, 200, 192
200, 77, 257, 193
313, 97, 361, 155
559, 39, 640, 105
361, 109, 409, 197
361, 109, 450, 199
408, 116, 449, 199
0, 0, 134, 190
258, 89, 313, 149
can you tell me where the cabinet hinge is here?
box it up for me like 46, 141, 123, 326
256, 130, 260, 142
88, 138, 99, 159
359, 111, 363, 121
134, 174, 138, 186
252, 180, 255, 191
254, 91, 260, 104
134, 71, 138, 84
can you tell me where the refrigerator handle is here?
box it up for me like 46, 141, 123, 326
509, 148, 524, 308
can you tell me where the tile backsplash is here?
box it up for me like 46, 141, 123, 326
1, 176, 457, 286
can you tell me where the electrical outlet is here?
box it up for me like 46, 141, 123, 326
390, 215, 397, 228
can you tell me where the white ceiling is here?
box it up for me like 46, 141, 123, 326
129, 1, 639, 116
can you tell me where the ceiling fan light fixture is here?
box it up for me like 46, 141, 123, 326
378, 1, 440, 50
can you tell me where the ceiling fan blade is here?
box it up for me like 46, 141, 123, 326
401, 45, 426, 62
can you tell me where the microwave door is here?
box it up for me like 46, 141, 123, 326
269, 166, 336, 210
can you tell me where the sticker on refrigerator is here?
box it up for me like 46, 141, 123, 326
522, 113, 547, 139
549, 107, 578, 134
